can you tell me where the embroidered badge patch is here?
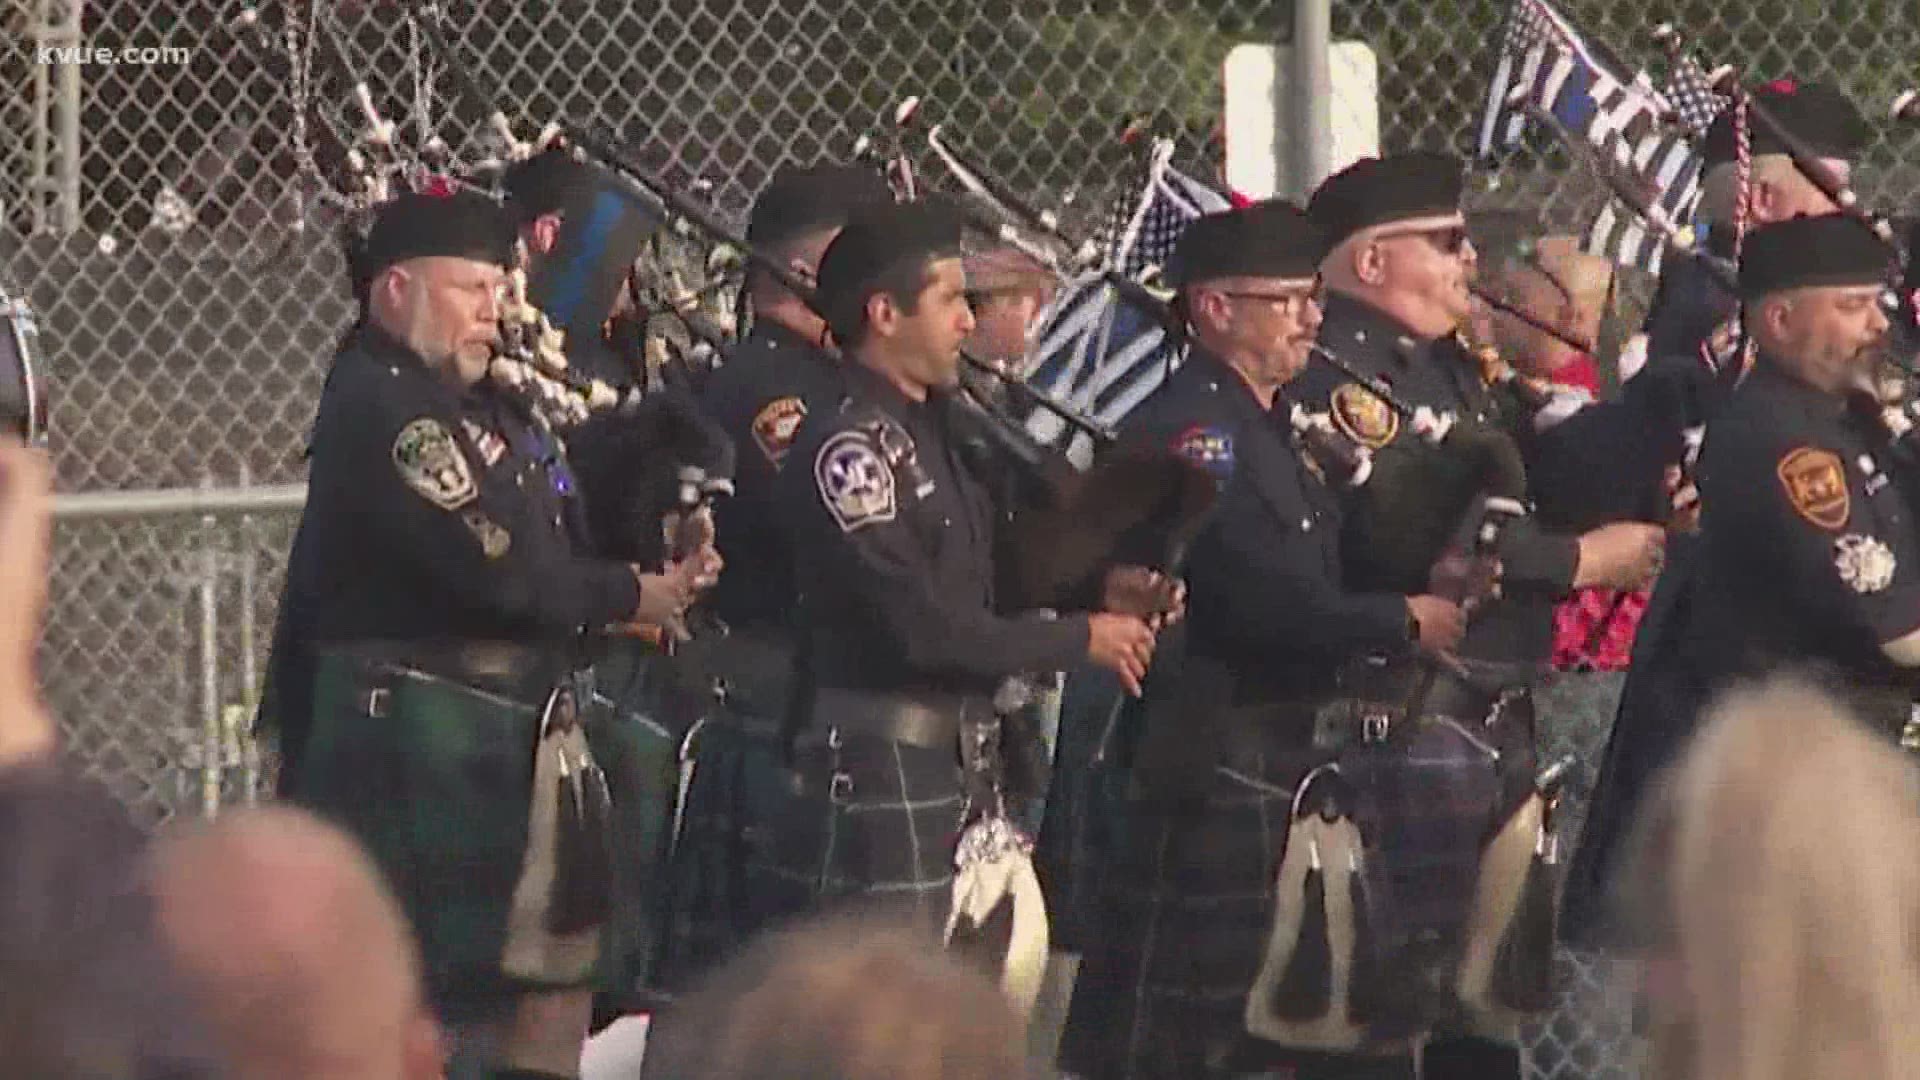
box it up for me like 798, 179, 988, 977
1170, 424, 1235, 484
1776, 446, 1850, 531
815, 430, 897, 533
1834, 533, 1896, 594
462, 511, 513, 560
1329, 382, 1399, 449
751, 396, 808, 468
393, 418, 478, 510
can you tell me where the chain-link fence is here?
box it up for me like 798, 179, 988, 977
9, 0, 1920, 1073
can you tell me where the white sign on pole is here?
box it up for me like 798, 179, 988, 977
1222, 42, 1380, 201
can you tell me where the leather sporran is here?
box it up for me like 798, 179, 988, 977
502, 684, 615, 985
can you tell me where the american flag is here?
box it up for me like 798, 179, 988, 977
1477, 0, 1713, 275
1582, 59, 1726, 274
1662, 54, 1728, 135
1475, 0, 1666, 162
1017, 145, 1228, 463
1582, 128, 1704, 275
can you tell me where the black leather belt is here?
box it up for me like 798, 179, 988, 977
316, 639, 571, 707
799, 687, 998, 752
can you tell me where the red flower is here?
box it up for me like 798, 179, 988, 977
1228, 189, 1257, 209
1761, 77, 1799, 96
418, 175, 457, 198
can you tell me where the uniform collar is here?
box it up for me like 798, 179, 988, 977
750, 316, 829, 356
842, 356, 942, 425
1316, 291, 1432, 367
351, 319, 434, 374
1184, 346, 1278, 419
1747, 355, 1848, 415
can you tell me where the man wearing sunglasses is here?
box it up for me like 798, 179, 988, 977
1058, 200, 1468, 1080
1280, 152, 1666, 1080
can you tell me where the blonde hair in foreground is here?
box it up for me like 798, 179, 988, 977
1638, 676, 1920, 1080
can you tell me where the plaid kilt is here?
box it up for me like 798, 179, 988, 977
635, 628, 810, 989
650, 707, 795, 988
297, 652, 551, 1018
1060, 711, 1323, 1080
1034, 667, 1130, 951
741, 729, 966, 934
579, 645, 681, 1002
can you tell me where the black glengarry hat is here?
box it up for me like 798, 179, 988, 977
1169, 200, 1325, 287
1306, 151, 1467, 249
1737, 213, 1895, 300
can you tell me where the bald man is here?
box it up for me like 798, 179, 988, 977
150, 807, 445, 1080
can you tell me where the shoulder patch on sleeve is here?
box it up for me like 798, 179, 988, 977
750, 396, 808, 468
814, 428, 897, 533
1776, 445, 1850, 531
1330, 382, 1400, 449
392, 418, 478, 510
1170, 424, 1235, 484
1834, 533, 1896, 594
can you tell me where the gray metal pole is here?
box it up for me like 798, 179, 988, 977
1289, 0, 1334, 202
57, 0, 83, 231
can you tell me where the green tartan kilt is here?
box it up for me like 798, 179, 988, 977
296, 648, 679, 1012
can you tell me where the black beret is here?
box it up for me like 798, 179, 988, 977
500, 144, 594, 224
355, 189, 517, 289
815, 199, 966, 324
1737, 213, 1895, 300
747, 164, 897, 248
1701, 80, 1869, 169
1306, 151, 1466, 249
1169, 200, 1325, 288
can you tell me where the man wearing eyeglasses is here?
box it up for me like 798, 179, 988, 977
1058, 200, 1467, 1080
1280, 152, 1666, 1080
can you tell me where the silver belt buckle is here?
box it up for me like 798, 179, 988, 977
1362, 711, 1391, 744
363, 687, 390, 719
1901, 704, 1920, 752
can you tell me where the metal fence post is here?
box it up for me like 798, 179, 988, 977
236, 463, 262, 803
1288, 0, 1334, 202
197, 471, 222, 818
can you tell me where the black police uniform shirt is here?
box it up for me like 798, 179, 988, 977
698, 319, 846, 630
778, 360, 1089, 700
261, 321, 642, 772
1684, 360, 1920, 690
1121, 347, 1411, 703
1289, 292, 1580, 664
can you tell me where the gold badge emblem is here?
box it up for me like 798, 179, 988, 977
1329, 383, 1399, 449
751, 396, 809, 468
1776, 446, 1850, 530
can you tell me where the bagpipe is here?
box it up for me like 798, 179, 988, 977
263, 2, 736, 575
552, 107, 1213, 617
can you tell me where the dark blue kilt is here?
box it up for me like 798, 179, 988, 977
1060, 716, 1322, 1079
1034, 667, 1129, 951
650, 710, 794, 989
742, 730, 965, 934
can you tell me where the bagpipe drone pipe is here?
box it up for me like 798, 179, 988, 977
300, 16, 739, 577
